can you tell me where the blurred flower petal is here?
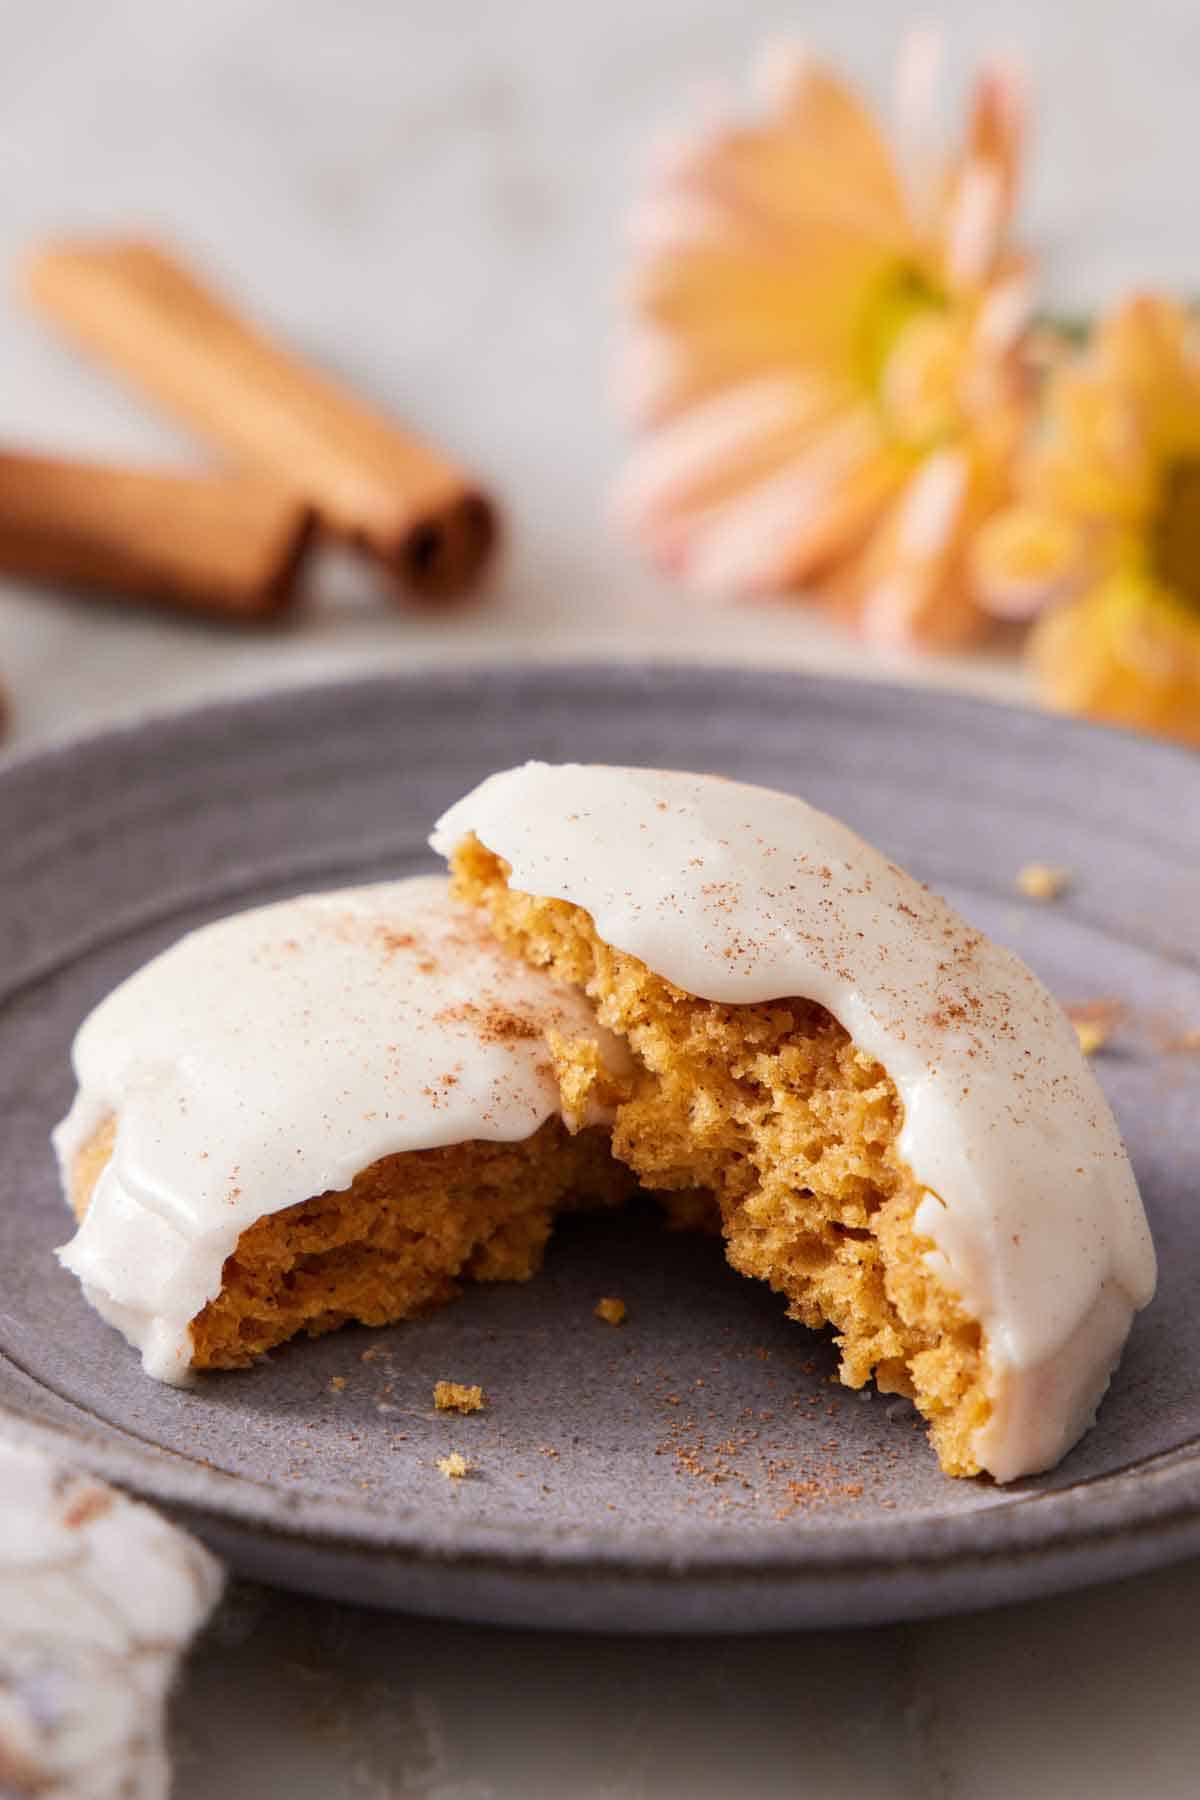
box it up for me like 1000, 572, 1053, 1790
612, 374, 840, 533
989, 292, 1200, 744
893, 23, 945, 224
973, 268, 1034, 357
962, 59, 1026, 219
627, 190, 731, 257
856, 449, 969, 646
675, 411, 896, 593
616, 36, 1034, 646
1032, 577, 1200, 747
974, 506, 1093, 618
739, 49, 909, 239
943, 160, 1004, 288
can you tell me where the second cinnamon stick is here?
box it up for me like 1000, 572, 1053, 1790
0, 449, 314, 620
25, 238, 496, 600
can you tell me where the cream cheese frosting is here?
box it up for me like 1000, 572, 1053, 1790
431, 762, 1158, 1482
0, 1434, 221, 1799
55, 874, 626, 1383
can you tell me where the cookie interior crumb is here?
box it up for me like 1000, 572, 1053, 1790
437, 1451, 470, 1479
71, 1116, 634, 1369
594, 1297, 627, 1326
434, 1380, 485, 1413
1016, 862, 1072, 901
452, 834, 989, 1478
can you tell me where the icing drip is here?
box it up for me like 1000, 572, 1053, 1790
55, 875, 626, 1381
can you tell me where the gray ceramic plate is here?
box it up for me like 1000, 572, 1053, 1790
1, 664, 1198, 1632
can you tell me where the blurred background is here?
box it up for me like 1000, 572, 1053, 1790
2, 0, 1197, 745
2, 4, 1198, 1797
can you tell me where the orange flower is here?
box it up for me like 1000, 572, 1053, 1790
976, 294, 1200, 747
614, 33, 1034, 648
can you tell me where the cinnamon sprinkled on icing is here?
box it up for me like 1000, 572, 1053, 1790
54, 875, 627, 1384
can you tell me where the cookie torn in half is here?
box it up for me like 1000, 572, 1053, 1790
432, 762, 1156, 1482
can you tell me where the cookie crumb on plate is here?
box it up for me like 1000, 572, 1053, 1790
434, 1380, 485, 1413
1016, 863, 1072, 901
1064, 999, 1126, 1056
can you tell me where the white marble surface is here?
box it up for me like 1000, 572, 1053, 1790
2, 1, 1199, 1795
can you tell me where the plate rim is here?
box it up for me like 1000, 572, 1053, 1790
4, 653, 1200, 787
2, 1391, 1199, 1577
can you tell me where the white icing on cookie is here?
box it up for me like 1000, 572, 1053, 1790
432, 763, 1157, 1481
0, 1434, 221, 1799
55, 875, 625, 1383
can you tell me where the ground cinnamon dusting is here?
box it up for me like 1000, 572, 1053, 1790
377, 929, 419, 953
433, 1000, 543, 1042
644, 1357, 892, 1519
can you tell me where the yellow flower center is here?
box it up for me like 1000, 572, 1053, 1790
857, 264, 944, 384
856, 263, 959, 450
1150, 458, 1200, 615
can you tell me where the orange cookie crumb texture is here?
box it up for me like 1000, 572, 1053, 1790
434, 1380, 486, 1413
69, 1115, 629, 1371
430, 764, 1154, 1483
451, 835, 986, 1475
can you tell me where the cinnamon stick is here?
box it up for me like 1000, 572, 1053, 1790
24, 238, 496, 600
0, 449, 314, 619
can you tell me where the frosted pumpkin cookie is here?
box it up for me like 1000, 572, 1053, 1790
54, 876, 633, 1382
432, 763, 1157, 1482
